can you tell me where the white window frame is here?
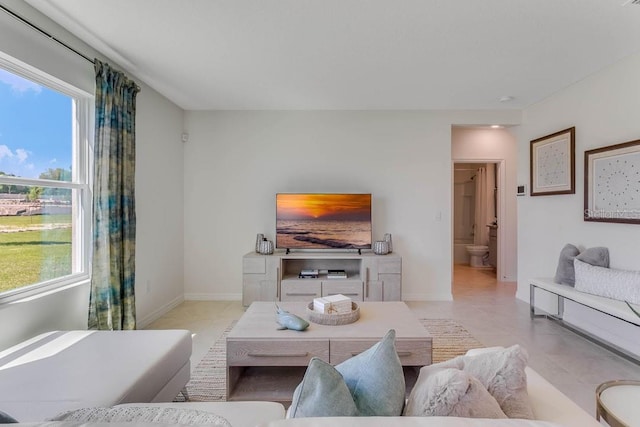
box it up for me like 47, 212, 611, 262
0, 55, 93, 303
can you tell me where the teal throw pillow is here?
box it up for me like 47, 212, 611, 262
336, 329, 406, 416
289, 329, 405, 417
289, 358, 358, 418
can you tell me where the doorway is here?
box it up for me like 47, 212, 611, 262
453, 162, 498, 273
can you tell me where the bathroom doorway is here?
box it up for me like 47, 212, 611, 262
453, 162, 498, 274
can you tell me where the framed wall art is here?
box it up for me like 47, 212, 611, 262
530, 127, 575, 196
584, 139, 640, 224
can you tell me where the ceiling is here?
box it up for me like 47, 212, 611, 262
24, 0, 640, 111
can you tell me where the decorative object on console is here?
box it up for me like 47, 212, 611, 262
384, 233, 393, 253
289, 329, 405, 417
255, 233, 264, 253
584, 138, 640, 224
275, 305, 309, 331
258, 238, 274, 255
373, 240, 389, 255
530, 127, 575, 196
553, 245, 609, 286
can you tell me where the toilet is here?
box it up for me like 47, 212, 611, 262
466, 245, 489, 267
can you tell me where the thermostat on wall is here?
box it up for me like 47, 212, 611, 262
517, 185, 527, 196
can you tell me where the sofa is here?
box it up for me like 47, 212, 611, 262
0, 364, 596, 427
0, 330, 192, 421
0, 330, 599, 427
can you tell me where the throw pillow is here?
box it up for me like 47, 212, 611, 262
289, 357, 359, 418
554, 244, 580, 285
431, 344, 534, 419
48, 406, 231, 426
576, 247, 609, 268
0, 410, 18, 423
404, 368, 507, 418
335, 329, 405, 416
289, 329, 405, 418
574, 259, 640, 304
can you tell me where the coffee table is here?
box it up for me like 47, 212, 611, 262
226, 301, 432, 403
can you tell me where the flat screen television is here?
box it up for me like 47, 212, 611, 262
276, 193, 372, 250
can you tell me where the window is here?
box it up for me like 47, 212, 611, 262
0, 59, 92, 301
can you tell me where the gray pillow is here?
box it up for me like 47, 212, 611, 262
428, 345, 534, 419
576, 246, 609, 268
554, 244, 580, 285
404, 368, 507, 418
49, 406, 231, 426
289, 329, 406, 417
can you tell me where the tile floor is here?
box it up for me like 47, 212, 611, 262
145, 264, 640, 416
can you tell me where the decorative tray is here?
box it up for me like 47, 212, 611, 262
306, 302, 360, 326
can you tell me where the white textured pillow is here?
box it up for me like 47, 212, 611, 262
49, 406, 231, 426
431, 345, 534, 419
404, 368, 507, 418
574, 259, 640, 304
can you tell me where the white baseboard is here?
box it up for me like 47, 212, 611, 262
184, 293, 242, 301
138, 294, 184, 328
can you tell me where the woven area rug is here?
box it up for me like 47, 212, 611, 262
174, 318, 483, 402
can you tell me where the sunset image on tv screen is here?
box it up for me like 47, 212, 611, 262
276, 194, 372, 249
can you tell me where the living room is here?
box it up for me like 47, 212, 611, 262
1, 1, 640, 424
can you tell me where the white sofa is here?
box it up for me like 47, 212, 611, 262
0, 330, 192, 421
253, 367, 598, 427
1, 334, 598, 427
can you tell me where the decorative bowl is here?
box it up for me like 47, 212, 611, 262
306, 302, 360, 326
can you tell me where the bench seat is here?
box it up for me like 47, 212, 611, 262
530, 277, 640, 326
0, 330, 192, 421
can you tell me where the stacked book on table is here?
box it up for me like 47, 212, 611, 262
313, 294, 352, 314
298, 269, 319, 279
326, 269, 347, 279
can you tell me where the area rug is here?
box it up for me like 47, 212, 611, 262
174, 318, 483, 402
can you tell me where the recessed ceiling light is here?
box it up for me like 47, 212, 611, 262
499, 96, 514, 103
490, 125, 502, 129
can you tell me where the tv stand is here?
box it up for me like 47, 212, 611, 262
242, 251, 402, 306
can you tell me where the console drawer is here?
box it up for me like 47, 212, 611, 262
227, 339, 329, 366
330, 338, 432, 365
280, 280, 321, 301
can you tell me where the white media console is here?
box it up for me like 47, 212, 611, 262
242, 251, 402, 306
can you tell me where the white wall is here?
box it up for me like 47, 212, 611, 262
0, 1, 184, 348
452, 127, 518, 281
183, 110, 521, 301
518, 52, 640, 355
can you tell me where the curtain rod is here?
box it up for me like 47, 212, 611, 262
0, 4, 94, 65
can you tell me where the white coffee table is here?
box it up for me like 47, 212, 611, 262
226, 301, 432, 403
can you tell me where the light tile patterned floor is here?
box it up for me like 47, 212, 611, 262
146, 264, 640, 416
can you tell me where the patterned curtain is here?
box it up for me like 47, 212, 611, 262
88, 59, 140, 330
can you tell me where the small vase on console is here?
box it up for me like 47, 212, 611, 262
258, 239, 274, 255
255, 233, 264, 253
373, 241, 389, 255
384, 233, 393, 253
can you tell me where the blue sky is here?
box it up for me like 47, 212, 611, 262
0, 68, 71, 179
